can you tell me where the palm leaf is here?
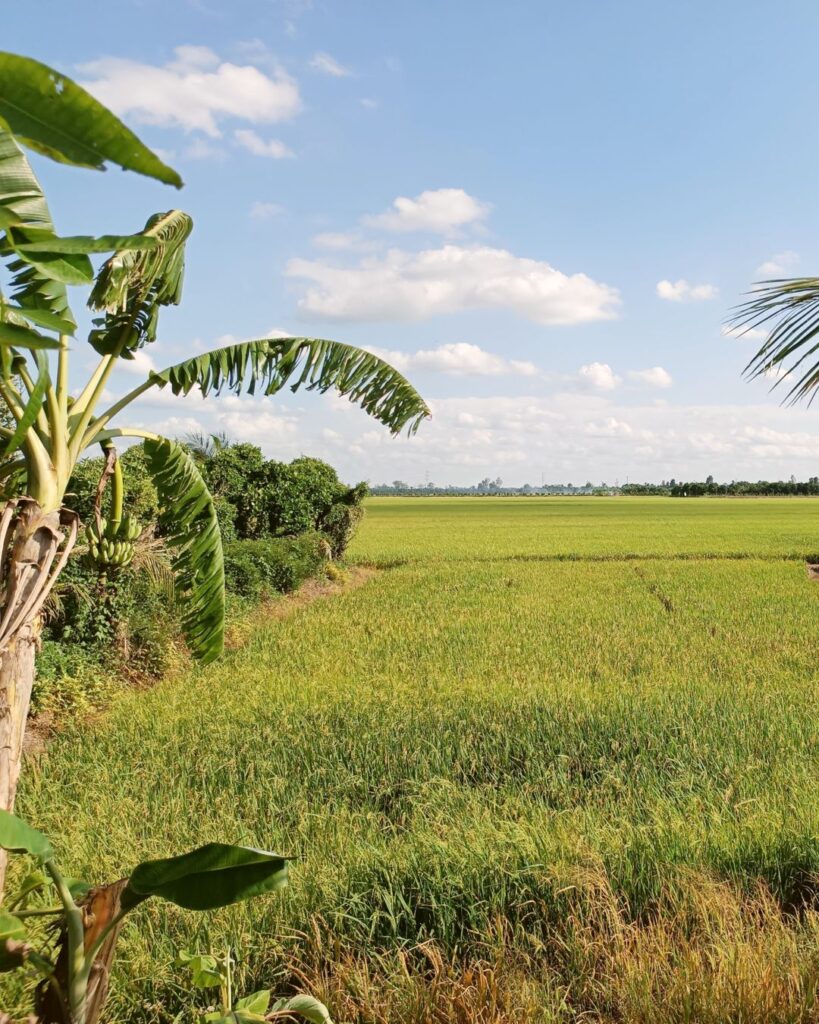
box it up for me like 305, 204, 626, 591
729, 277, 819, 403
151, 337, 431, 435
0, 52, 182, 187
143, 436, 224, 664
88, 210, 192, 356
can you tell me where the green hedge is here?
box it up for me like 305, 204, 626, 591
222, 532, 330, 601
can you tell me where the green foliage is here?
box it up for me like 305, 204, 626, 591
320, 501, 365, 560
177, 947, 333, 1024
264, 457, 345, 536
65, 445, 160, 525
223, 533, 329, 600
0, 810, 52, 861
123, 843, 288, 912
730, 276, 819, 403
0, 131, 77, 330
144, 437, 225, 665
198, 441, 267, 538
197, 444, 367, 557
88, 210, 192, 357
153, 336, 430, 436
0, 810, 294, 1023
0, 52, 182, 185
32, 641, 118, 717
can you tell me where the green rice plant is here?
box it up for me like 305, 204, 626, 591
4, 498, 819, 1021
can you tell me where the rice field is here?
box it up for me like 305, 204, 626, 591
5, 497, 819, 1022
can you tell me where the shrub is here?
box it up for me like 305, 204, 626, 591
320, 501, 365, 559
31, 640, 119, 716
263, 457, 343, 535
223, 534, 329, 600
199, 441, 268, 538
37, 552, 181, 716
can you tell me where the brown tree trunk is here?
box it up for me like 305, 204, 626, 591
0, 501, 78, 897
0, 615, 41, 892
35, 880, 128, 1024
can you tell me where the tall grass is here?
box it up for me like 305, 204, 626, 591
4, 498, 819, 1021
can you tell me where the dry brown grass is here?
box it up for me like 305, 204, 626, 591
288, 872, 819, 1024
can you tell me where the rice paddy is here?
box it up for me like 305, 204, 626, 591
5, 497, 819, 1022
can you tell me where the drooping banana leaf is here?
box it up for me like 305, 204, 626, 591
143, 436, 224, 663
151, 336, 431, 435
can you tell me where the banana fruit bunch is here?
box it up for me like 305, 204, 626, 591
85, 515, 141, 569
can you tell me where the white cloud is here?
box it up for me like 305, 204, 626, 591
363, 188, 490, 234
756, 251, 799, 277
360, 98, 379, 109
627, 366, 673, 388
721, 324, 767, 342
656, 279, 718, 302
78, 47, 301, 136
117, 366, 819, 485
585, 417, 635, 437
184, 138, 226, 160
366, 342, 539, 377
234, 129, 294, 158
309, 52, 351, 77
577, 362, 621, 391
287, 244, 621, 324
311, 231, 382, 253
250, 201, 284, 219
118, 349, 157, 377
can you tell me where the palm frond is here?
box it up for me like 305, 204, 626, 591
151, 337, 431, 435
130, 534, 176, 606
729, 277, 819, 403
88, 210, 193, 357
143, 436, 224, 664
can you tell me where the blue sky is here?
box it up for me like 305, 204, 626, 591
8, 0, 819, 485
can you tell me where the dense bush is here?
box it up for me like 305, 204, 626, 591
223, 533, 329, 600
197, 444, 368, 556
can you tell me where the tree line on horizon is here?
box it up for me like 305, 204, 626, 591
371, 475, 819, 497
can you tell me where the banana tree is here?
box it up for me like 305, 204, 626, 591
0, 55, 430, 890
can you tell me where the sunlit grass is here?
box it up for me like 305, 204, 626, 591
5, 498, 819, 1022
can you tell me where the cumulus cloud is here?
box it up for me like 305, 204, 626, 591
756, 251, 799, 277
309, 52, 352, 77
577, 362, 621, 391
287, 244, 621, 324
78, 46, 301, 136
311, 231, 382, 253
366, 342, 539, 377
117, 349, 157, 377
721, 324, 767, 342
250, 201, 284, 219
627, 366, 673, 388
656, 279, 718, 302
363, 188, 491, 234
116, 370, 819, 485
234, 129, 294, 158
